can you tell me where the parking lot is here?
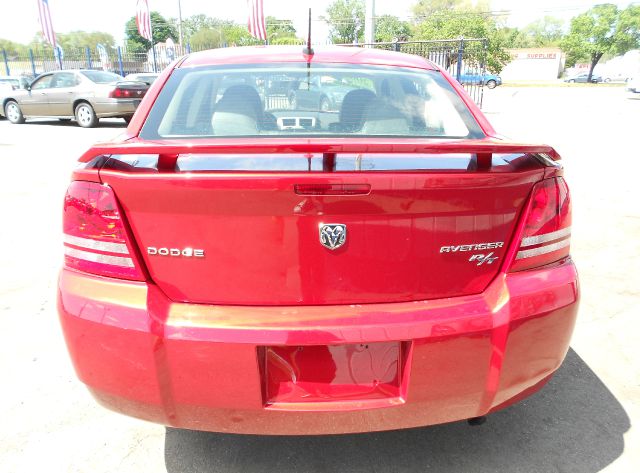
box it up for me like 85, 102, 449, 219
0, 86, 639, 472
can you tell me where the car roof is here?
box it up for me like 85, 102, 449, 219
180, 46, 437, 71
39, 70, 121, 74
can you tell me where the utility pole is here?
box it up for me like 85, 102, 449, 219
149, 13, 158, 72
364, 0, 376, 46
177, 0, 184, 48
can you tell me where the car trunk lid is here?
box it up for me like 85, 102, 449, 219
93, 139, 551, 305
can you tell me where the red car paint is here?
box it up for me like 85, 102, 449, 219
57, 46, 578, 434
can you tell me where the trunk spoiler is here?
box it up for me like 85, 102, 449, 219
81, 138, 560, 171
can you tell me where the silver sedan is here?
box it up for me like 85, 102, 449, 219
0, 70, 149, 127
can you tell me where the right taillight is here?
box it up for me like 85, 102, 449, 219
62, 181, 145, 280
509, 177, 572, 272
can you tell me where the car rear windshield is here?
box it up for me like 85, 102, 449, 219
81, 71, 123, 84
140, 63, 484, 139
135, 74, 158, 83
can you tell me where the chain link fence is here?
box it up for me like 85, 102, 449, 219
2, 38, 488, 107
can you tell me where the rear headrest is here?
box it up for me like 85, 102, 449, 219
219, 84, 263, 116
361, 99, 409, 135
339, 89, 376, 131
211, 85, 261, 136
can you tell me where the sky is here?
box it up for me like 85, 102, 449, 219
2, 0, 638, 46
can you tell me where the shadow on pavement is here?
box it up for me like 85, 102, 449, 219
164, 349, 629, 473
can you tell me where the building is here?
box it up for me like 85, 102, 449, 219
499, 48, 565, 82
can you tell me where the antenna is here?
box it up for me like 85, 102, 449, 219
303, 8, 314, 56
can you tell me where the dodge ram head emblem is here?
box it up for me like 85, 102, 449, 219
319, 224, 347, 250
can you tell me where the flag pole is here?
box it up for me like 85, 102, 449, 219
54, 38, 62, 69
177, 0, 184, 49
149, 4, 158, 72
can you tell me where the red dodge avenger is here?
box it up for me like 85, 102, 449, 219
57, 46, 578, 434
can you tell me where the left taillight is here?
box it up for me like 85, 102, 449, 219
62, 181, 145, 281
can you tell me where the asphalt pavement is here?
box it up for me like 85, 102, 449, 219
0, 87, 638, 472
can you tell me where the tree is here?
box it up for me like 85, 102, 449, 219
169, 15, 261, 49
494, 27, 531, 49
266, 16, 297, 41
28, 33, 52, 51
177, 14, 218, 41
324, 0, 365, 44
561, 4, 640, 81
270, 37, 304, 45
412, 0, 489, 18
57, 31, 116, 51
125, 11, 178, 52
414, 11, 511, 73
520, 16, 564, 47
0, 38, 28, 56
614, 5, 640, 55
220, 23, 258, 46
190, 28, 225, 50
375, 15, 412, 42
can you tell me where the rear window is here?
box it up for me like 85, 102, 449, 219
137, 74, 158, 83
140, 63, 484, 139
81, 71, 123, 84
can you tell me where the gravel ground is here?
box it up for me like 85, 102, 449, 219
0, 87, 638, 472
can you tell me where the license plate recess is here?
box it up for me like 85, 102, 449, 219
260, 341, 410, 409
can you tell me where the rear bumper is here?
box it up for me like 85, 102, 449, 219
92, 98, 140, 117
57, 260, 579, 435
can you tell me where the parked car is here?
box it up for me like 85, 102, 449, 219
57, 46, 578, 435
0, 76, 31, 119
602, 72, 630, 83
459, 70, 502, 88
288, 75, 358, 111
124, 72, 160, 85
564, 72, 603, 83
265, 75, 299, 95
0, 75, 31, 90
625, 76, 640, 94
0, 70, 149, 127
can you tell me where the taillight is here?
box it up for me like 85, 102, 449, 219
62, 181, 144, 280
509, 177, 572, 272
109, 88, 144, 98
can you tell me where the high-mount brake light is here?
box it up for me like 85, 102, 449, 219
509, 177, 572, 272
62, 181, 144, 280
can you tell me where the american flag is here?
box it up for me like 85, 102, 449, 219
37, 0, 57, 47
136, 0, 153, 42
247, 0, 267, 41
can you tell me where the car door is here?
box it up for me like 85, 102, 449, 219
20, 73, 53, 116
459, 70, 472, 85
48, 72, 79, 116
